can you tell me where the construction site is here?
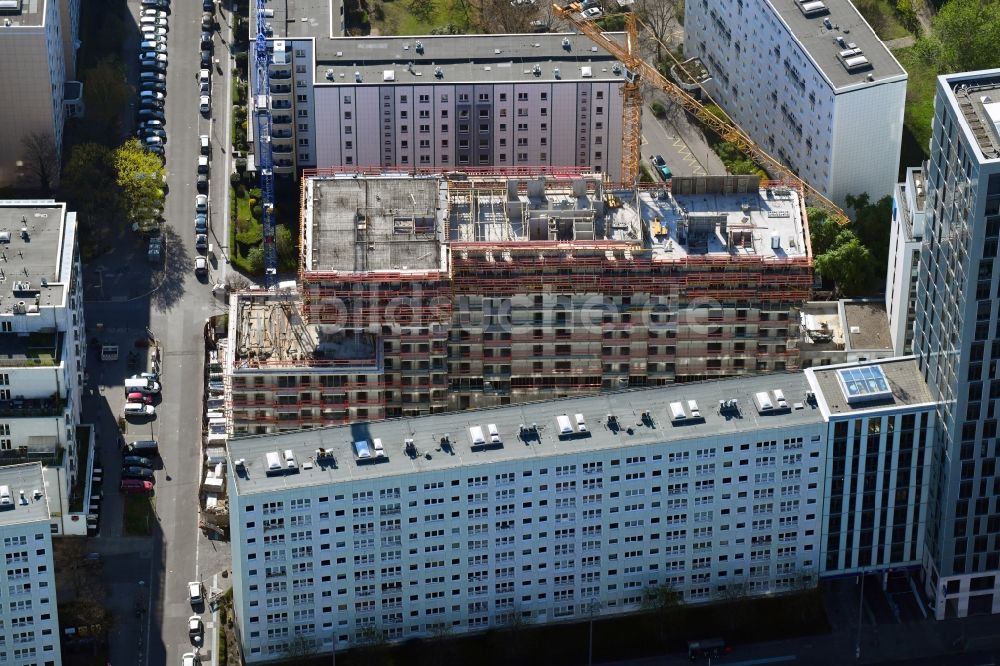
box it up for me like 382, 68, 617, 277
221, 170, 815, 434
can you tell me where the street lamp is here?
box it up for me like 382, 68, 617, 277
586, 598, 600, 666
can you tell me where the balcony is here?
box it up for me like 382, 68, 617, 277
0, 332, 63, 367
272, 100, 293, 110
0, 397, 64, 418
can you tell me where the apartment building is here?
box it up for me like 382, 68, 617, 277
224, 172, 816, 434
251, 0, 626, 179
683, 0, 907, 206
886, 165, 927, 355
0, 0, 81, 188
0, 201, 86, 533
912, 70, 1000, 619
799, 299, 895, 368
0, 463, 62, 665
226, 356, 934, 659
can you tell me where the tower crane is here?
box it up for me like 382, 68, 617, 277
254, 0, 279, 288
552, 5, 850, 225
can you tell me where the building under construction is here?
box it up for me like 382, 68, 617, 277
226, 169, 814, 434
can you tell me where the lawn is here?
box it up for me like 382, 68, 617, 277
853, 0, 913, 41
894, 45, 938, 169
229, 185, 262, 275
123, 494, 155, 536
372, 0, 475, 35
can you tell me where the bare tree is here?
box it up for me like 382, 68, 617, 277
635, 0, 682, 64
641, 581, 682, 646
472, 0, 533, 33
19, 131, 60, 195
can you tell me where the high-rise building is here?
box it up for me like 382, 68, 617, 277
225, 172, 816, 434
250, 0, 627, 180
683, 0, 907, 206
225, 356, 934, 659
0, 201, 86, 534
887, 165, 927, 355
0, 463, 63, 665
0, 0, 81, 188
913, 69, 1000, 619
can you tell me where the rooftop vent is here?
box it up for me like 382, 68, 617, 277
575, 414, 587, 432
754, 391, 774, 412
669, 401, 686, 422
434, 66, 443, 78
0, 0, 21, 14
383, 70, 395, 82
265, 451, 283, 475
283, 449, 298, 471
562, 37, 570, 50
773, 389, 789, 409
532, 64, 541, 76
582, 66, 593, 78
0, 231, 9, 243
415, 40, 424, 53
354, 71, 362, 82
837, 49, 872, 73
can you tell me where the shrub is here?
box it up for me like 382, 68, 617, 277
229, 171, 242, 187
650, 102, 666, 119
251, 204, 262, 220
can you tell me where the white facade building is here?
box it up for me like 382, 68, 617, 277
227, 356, 934, 660
0, 0, 81, 188
683, 0, 907, 206
0, 201, 86, 534
886, 165, 927, 355
0, 463, 62, 665
251, 0, 626, 179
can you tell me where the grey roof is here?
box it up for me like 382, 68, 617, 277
265, 0, 344, 41
769, 0, 905, 90
940, 71, 1000, 162
229, 370, 825, 495
0, 463, 51, 526
843, 301, 892, 351
0, 0, 47, 28
806, 357, 934, 417
0, 202, 71, 314
304, 176, 446, 273
306, 33, 624, 85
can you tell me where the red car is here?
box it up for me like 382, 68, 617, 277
126, 392, 155, 404
119, 479, 154, 494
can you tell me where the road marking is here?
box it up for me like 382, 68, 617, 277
641, 134, 649, 146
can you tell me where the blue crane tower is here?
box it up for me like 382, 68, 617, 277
253, 0, 279, 288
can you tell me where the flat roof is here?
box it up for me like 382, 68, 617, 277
0, 201, 71, 314
0, 463, 50, 526
230, 290, 381, 370
303, 33, 624, 85
843, 301, 892, 351
229, 370, 825, 494
302, 175, 448, 274
941, 71, 1000, 161
303, 174, 810, 274
769, 0, 905, 90
807, 357, 934, 416
0, 0, 46, 27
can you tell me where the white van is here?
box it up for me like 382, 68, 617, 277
125, 377, 161, 394
124, 402, 156, 417
0, 485, 11, 509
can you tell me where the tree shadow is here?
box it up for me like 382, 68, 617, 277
150, 226, 192, 312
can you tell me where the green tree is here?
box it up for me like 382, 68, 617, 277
276, 224, 297, 269
814, 234, 876, 296
809, 217, 842, 256
246, 246, 265, 275
63, 142, 122, 251
82, 57, 133, 139
114, 138, 165, 232
930, 0, 1000, 72
845, 193, 893, 270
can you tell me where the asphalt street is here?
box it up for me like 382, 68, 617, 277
640, 96, 727, 180
81, 0, 236, 664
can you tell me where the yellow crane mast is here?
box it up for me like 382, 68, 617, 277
552, 4, 850, 226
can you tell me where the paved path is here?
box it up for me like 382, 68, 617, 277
884, 35, 916, 50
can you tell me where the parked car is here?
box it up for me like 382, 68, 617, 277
198, 69, 210, 87
195, 214, 208, 234
189, 615, 204, 641
143, 26, 168, 38
651, 154, 672, 180
139, 99, 164, 111
126, 392, 155, 404
203, 0, 213, 12
197, 174, 208, 193
582, 6, 602, 18
141, 0, 169, 10
200, 49, 212, 68
140, 43, 167, 56
140, 60, 167, 73
195, 234, 208, 252
182, 652, 200, 666
119, 479, 154, 494
199, 134, 210, 155
196, 195, 208, 214
123, 402, 156, 418
122, 455, 155, 469
201, 12, 213, 29
141, 81, 167, 94
197, 155, 209, 174
141, 8, 168, 18
136, 371, 161, 382
188, 581, 203, 606
121, 466, 155, 481
201, 30, 212, 48
195, 256, 208, 276
138, 109, 165, 122
140, 119, 165, 131
140, 16, 168, 27
199, 81, 210, 96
